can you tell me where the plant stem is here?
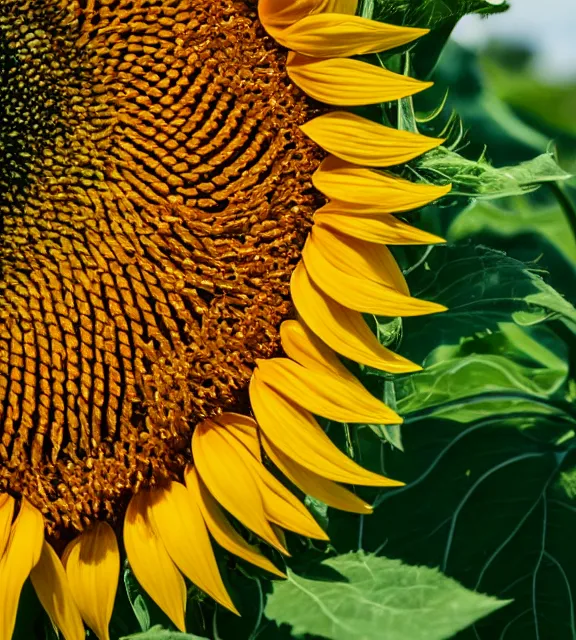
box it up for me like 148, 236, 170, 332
550, 182, 576, 250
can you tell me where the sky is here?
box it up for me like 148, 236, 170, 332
453, 0, 576, 79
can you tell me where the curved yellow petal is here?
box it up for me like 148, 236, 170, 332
302, 111, 442, 167
261, 434, 373, 514
244, 455, 329, 541
192, 419, 288, 554
302, 231, 446, 317
280, 319, 358, 383
313, 156, 452, 212
327, 0, 358, 11
287, 52, 431, 106
281, 14, 427, 57
0, 494, 15, 559
314, 210, 445, 245
290, 263, 420, 373
0, 498, 44, 640
310, 225, 410, 293
30, 542, 85, 640
194, 419, 325, 542
185, 465, 286, 579
253, 357, 400, 424
259, 0, 358, 36
64, 522, 119, 640
124, 493, 186, 631
213, 413, 262, 461
250, 374, 402, 487
147, 481, 238, 614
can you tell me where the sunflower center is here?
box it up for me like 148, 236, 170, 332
0, 0, 322, 534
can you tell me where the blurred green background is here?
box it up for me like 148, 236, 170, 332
428, 0, 576, 288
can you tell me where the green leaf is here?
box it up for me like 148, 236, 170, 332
499, 322, 569, 371
396, 352, 567, 423
362, 0, 509, 79
448, 198, 576, 271
400, 245, 576, 362
369, 0, 509, 29
124, 567, 151, 633
325, 241, 576, 639
265, 552, 507, 640
120, 625, 209, 640
352, 420, 576, 640
413, 148, 571, 199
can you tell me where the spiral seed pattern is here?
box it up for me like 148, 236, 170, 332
0, 0, 322, 533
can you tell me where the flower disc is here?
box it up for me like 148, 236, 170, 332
0, 0, 323, 533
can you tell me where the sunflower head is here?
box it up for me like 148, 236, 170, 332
0, 1, 450, 638
0, 0, 326, 532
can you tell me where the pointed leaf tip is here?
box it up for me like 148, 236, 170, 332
265, 553, 509, 640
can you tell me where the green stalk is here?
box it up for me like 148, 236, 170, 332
550, 182, 576, 250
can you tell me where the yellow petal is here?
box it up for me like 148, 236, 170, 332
302, 230, 446, 317
213, 413, 262, 461
259, 0, 357, 35
280, 319, 359, 383
30, 542, 85, 640
250, 374, 402, 487
147, 481, 238, 614
313, 156, 452, 212
261, 434, 373, 514
310, 225, 411, 293
0, 494, 15, 559
253, 357, 400, 424
64, 523, 119, 640
314, 210, 445, 245
287, 52, 431, 106
327, 0, 358, 11
124, 493, 186, 632
291, 262, 420, 373
302, 111, 442, 167
0, 498, 44, 640
193, 419, 288, 554
185, 465, 286, 579
281, 14, 427, 57
243, 454, 329, 541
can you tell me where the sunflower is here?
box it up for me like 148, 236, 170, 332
0, 0, 451, 637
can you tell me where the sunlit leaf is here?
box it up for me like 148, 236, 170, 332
414, 148, 571, 199
396, 352, 568, 422
400, 245, 576, 362
265, 552, 508, 640
120, 625, 209, 640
